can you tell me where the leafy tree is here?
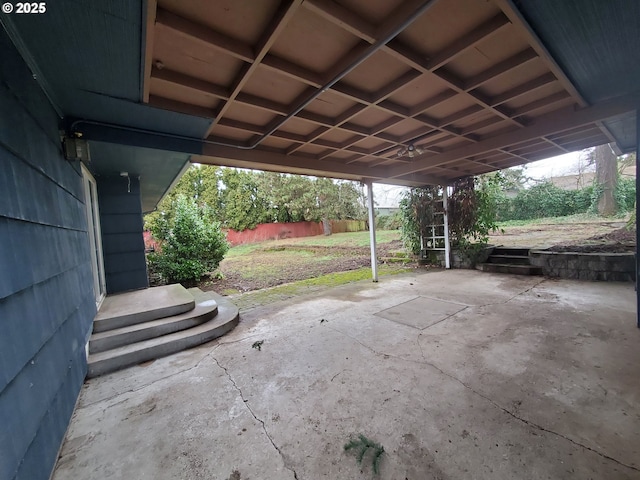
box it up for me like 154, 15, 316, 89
145, 166, 367, 234
594, 144, 618, 215
148, 194, 228, 284
218, 168, 272, 231
399, 186, 440, 254
145, 165, 221, 235
256, 173, 366, 229
448, 176, 500, 250
399, 178, 501, 261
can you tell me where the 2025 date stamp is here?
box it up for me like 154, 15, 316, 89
2, 2, 47, 14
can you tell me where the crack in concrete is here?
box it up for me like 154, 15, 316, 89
212, 356, 300, 480
331, 326, 639, 473
413, 345, 640, 473
80, 346, 221, 409
479, 278, 547, 308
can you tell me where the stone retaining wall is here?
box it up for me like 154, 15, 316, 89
529, 250, 635, 282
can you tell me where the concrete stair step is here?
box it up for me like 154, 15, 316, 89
476, 263, 542, 276
89, 295, 219, 354
492, 247, 531, 257
87, 291, 239, 378
93, 284, 195, 333
488, 254, 531, 265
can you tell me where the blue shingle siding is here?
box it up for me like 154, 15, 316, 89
97, 176, 149, 294
0, 29, 96, 480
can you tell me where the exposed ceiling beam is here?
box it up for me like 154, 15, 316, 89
464, 48, 537, 90
387, 90, 640, 178
196, 144, 447, 186
155, 8, 255, 63
142, 0, 157, 103
151, 66, 230, 100
303, 0, 376, 42
491, 0, 624, 154
148, 95, 217, 119
206, 0, 304, 136
426, 13, 510, 70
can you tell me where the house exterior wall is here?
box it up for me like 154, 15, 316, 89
97, 176, 148, 294
0, 30, 96, 480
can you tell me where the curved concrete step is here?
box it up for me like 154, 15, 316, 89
87, 293, 239, 378
89, 297, 219, 354
93, 284, 195, 333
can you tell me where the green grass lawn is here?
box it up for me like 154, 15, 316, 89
225, 230, 401, 258
203, 229, 413, 305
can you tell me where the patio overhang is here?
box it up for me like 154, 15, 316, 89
2, 0, 638, 203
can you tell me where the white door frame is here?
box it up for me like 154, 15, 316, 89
81, 164, 106, 308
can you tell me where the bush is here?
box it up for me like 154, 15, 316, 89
375, 211, 402, 230
615, 177, 636, 213
148, 195, 229, 284
495, 181, 596, 221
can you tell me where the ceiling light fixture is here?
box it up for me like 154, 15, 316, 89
397, 143, 425, 159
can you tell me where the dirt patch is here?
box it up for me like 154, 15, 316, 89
547, 226, 635, 253
489, 217, 630, 249
202, 240, 413, 294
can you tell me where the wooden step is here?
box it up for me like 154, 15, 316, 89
93, 284, 195, 333
87, 291, 239, 378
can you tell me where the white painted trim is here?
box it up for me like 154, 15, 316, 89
442, 186, 451, 269
365, 180, 378, 282
81, 164, 106, 307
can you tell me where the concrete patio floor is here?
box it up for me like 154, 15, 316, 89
53, 270, 640, 480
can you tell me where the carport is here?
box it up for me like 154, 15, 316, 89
2, 1, 640, 479
4, 0, 639, 311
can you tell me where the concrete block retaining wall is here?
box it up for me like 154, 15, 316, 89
426, 246, 493, 269
529, 250, 635, 282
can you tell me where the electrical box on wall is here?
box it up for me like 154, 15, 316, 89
63, 137, 91, 164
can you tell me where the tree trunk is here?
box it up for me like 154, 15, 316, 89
595, 144, 617, 216
322, 217, 332, 235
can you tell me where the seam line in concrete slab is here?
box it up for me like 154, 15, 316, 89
328, 324, 640, 474
417, 295, 471, 307
373, 295, 421, 316
212, 356, 300, 480
419, 306, 469, 331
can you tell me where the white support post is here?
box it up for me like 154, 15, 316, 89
365, 180, 378, 282
442, 185, 451, 269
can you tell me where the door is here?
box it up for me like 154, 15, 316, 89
82, 164, 106, 307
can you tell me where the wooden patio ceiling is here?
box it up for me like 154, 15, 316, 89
143, 0, 639, 186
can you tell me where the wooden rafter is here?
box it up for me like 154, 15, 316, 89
142, 0, 634, 184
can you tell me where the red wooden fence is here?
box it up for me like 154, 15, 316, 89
144, 220, 367, 249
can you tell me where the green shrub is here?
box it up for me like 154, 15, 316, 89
148, 195, 229, 284
399, 187, 439, 254
375, 211, 402, 230
614, 177, 636, 213
495, 181, 597, 221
